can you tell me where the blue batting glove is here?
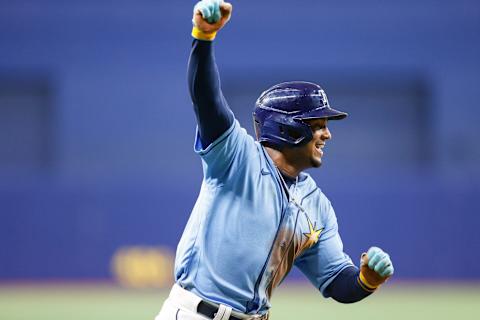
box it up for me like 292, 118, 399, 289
191, 0, 232, 41
194, 0, 222, 24
366, 247, 394, 277
359, 246, 394, 289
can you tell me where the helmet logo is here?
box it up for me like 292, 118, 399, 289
309, 90, 329, 109
320, 90, 329, 108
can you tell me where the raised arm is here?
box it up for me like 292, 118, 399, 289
188, 0, 234, 146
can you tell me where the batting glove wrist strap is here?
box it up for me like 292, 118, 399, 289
192, 26, 217, 41
358, 272, 379, 292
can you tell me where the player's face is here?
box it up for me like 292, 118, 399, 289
297, 118, 332, 168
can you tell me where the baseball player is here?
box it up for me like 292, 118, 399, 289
156, 1, 394, 319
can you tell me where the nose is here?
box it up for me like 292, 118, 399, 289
322, 127, 332, 140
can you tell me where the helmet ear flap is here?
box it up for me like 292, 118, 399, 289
286, 126, 303, 141
287, 119, 314, 145
255, 112, 313, 148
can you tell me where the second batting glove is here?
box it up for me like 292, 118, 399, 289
358, 246, 394, 292
192, 0, 233, 41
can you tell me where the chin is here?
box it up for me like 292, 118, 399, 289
310, 158, 322, 168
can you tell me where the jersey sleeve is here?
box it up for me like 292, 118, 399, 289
294, 200, 354, 297
324, 265, 372, 303
194, 119, 257, 184
188, 39, 234, 147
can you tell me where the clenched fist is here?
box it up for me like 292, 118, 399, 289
359, 247, 394, 290
192, 0, 233, 40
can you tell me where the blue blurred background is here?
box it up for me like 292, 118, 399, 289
0, 0, 479, 284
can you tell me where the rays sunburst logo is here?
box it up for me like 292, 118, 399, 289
302, 214, 323, 248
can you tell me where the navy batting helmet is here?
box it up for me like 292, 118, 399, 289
253, 81, 347, 149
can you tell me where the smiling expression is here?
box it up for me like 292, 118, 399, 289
293, 118, 332, 169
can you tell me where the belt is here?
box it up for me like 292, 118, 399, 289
197, 300, 267, 320
168, 284, 268, 320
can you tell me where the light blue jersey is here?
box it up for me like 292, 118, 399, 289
174, 120, 353, 314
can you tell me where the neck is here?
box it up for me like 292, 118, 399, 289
264, 146, 303, 178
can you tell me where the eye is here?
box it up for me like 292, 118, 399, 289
311, 124, 324, 132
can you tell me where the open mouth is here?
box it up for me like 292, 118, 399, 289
315, 142, 325, 156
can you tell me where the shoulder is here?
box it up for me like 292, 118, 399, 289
299, 173, 334, 219
195, 120, 266, 182
302, 173, 331, 201
194, 120, 244, 154
298, 173, 325, 202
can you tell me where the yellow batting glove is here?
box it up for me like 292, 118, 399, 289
358, 247, 394, 292
192, 0, 233, 41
